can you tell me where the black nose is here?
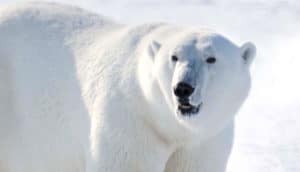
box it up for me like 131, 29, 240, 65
174, 82, 194, 98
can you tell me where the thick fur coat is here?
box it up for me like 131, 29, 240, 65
0, 2, 255, 172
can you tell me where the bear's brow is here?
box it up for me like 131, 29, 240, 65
196, 42, 216, 56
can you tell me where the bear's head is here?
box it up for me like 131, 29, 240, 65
139, 31, 256, 138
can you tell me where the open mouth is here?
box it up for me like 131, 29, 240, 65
178, 102, 202, 116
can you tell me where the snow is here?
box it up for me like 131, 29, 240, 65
0, 0, 299, 171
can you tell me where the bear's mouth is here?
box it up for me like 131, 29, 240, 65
177, 101, 202, 116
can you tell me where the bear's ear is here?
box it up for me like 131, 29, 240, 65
240, 42, 256, 67
148, 40, 161, 59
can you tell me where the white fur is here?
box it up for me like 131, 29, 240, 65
0, 2, 255, 172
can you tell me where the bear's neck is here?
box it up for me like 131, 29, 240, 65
79, 23, 192, 151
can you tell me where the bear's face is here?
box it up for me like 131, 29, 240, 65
145, 32, 256, 135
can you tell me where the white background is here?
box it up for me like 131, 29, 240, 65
1, 0, 299, 171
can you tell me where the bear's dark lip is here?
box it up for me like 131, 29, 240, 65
178, 102, 202, 116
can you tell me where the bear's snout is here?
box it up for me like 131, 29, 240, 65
173, 82, 195, 99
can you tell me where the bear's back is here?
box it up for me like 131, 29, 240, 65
0, 2, 120, 72
0, 2, 116, 31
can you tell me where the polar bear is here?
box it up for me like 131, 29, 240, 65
0, 2, 256, 172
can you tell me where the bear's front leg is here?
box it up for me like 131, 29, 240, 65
87, 119, 171, 172
164, 122, 234, 172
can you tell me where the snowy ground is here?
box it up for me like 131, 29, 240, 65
1, 0, 299, 171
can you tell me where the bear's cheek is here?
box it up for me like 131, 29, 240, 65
206, 70, 250, 111
153, 61, 175, 108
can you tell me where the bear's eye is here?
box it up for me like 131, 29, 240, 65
206, 57, 216, 64
171, 55, 178, 62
